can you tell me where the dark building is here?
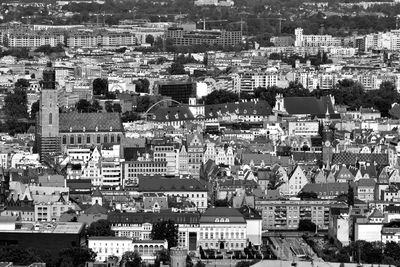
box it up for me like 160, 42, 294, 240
155, 80, 196, 104
0, 221, 86, 258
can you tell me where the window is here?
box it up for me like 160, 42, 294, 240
87, 135, 91, 143
62, 135, 66, 144
97, 135, 101, 143
78, 135, 82, 144
104, 135, 108, 143
70, 136, 74, 144
111, 135, 115, 143
49, 113, 52, 125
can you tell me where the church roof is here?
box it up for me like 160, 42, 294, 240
59, 112, 123, 133
150, 106, 194, 122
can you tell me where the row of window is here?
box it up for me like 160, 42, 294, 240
62, 134, 121, 145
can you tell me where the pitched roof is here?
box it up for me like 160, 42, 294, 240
149, 106, 195, 122
108, 211, 200, 224
332, 152, 388, 165
59, 112, 123, 133
84, 203, 108, 214
138, 176, 207, 192
283, 96, 335, 116
205, 100, 272, 118
357, 178, 376, 187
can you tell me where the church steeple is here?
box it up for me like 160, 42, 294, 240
37, 61, 60, 160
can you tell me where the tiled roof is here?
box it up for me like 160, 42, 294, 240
332, 152, 388, 165
59, 112, 123, 133
241, 153, 290, 167
284, 96, 335, 116
149, 106, 195, 122
84, 203, 108, 214
138, 176, 207, 192
301, 182, 354, 196
357, 178, 376, 187
108, 211, 200, 224
205, 100, 272, 118
292, 151, 322, 162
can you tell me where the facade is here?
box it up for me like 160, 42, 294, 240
198, 207, 248, 250
88, 237, 167, 263
155, 80, 196, 104
108, 212, 200, 250
255, 199, 339, 230
166, 28, 242, 47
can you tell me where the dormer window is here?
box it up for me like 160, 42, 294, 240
83, 127, 86, 132
110, 126, 113, 132
215, 218, 220, 222
95, 126, 98, 132
69, 127, 72, 133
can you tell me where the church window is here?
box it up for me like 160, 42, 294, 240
49, 113, 52, 125
111, 135, 115, 143
70, 136, 74, 144
104, 135, 108, 143
97, 135, 101, 143
117, 135, 121, 142
87, 135, 91, 144
78, 135, 82, 144
62, 135, 66, 144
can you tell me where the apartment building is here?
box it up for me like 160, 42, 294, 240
166, 28, 242, 47
255, 199, 339, 230
6, 30, 65, 48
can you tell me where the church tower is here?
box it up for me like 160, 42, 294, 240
37, 62, 60, 160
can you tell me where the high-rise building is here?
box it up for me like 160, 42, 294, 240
36, 62, 61, 160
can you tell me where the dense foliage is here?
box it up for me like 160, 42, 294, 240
86, 219, 114, 237
150, 220, 179, 249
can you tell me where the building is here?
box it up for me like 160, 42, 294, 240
88, 236, 167, 263
36, 62, 61, 159
137, 176, 208, 211
59, 112, 124, 151
155, 80, 196, 104
255, 199, 341, 230
108, 212, 200, 250
198, 207, 248, 250
294, 28, 342, 47
166, 28, 242, 47
0, 221, 86, 258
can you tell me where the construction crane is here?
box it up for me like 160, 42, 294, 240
198, 18, 228, 30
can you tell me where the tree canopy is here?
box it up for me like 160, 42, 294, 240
204, 90, 239, 105
93, 78, 108, 96
86, 219, 114, 237
298, 219, 316, 232
121, 251, 142, 267
75, 99, 102, 113
150, 220, 179, 249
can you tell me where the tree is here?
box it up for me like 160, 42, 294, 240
134, 78, 150, 94
0, 246, 41, 265
15, 78, 30, 88
105, 101, 113, 112
145, 34, 155, 45
86, 219, 114, 236
150, 220, 179, 249
384, 242, 400, 262
58, 247, 96, 267
195, 261, 206, 267
204, 90, 239, 105
135, 95, 154, 113
4, 87, 29, 135
122, 111, 141, 122
93, 78, 108, 95
30, 100, 40, 120
112, 103, 122, 113
75, 99, 92, 113
298, 219, 316, 232
167, 62, 186, 75
121, 251, 142, 267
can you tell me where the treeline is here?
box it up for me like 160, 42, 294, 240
205, 79, 399, 118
